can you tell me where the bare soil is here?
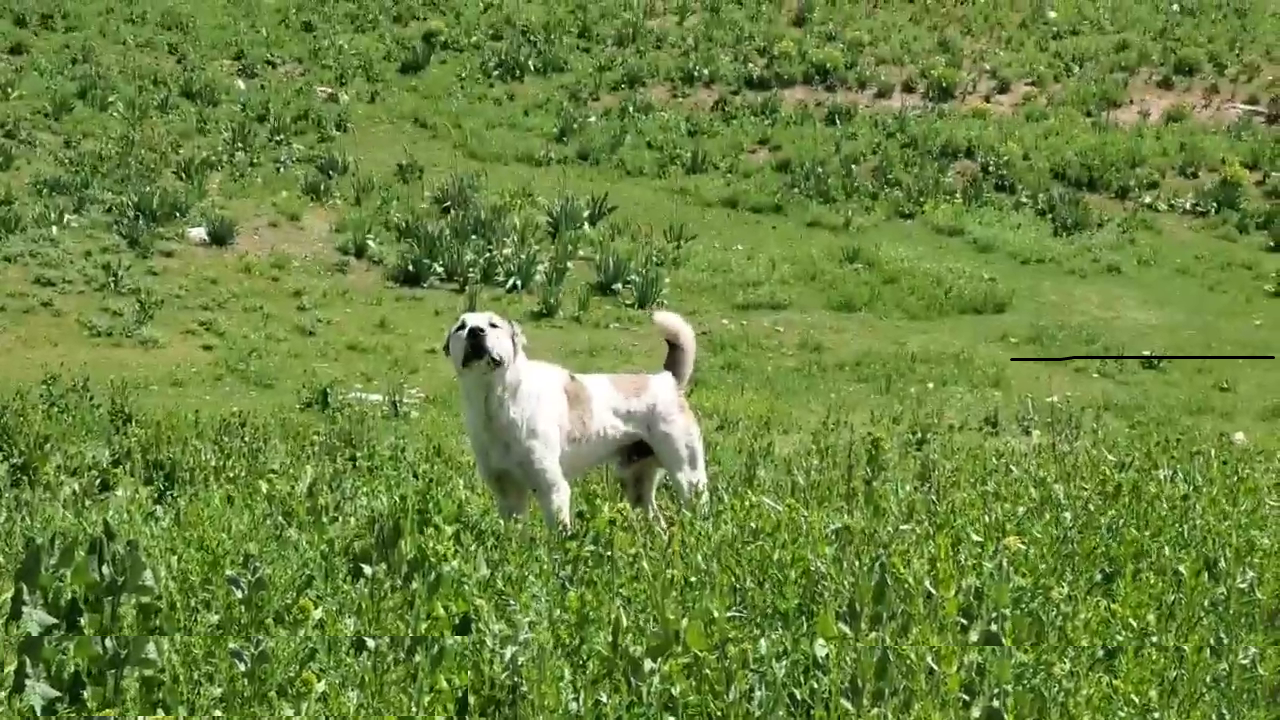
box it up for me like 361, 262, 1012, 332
235, 208, 335, 258
590, 72, 1274, 129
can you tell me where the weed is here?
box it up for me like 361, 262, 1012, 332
593, 228, 634, 297
571, 282, 592, 321
534, 275, 565, 318
629, 253, 666, 310
0, 203, 24, 239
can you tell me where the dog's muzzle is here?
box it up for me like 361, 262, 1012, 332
461, 328, 501, 368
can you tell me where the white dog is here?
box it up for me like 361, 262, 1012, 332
442, 309, 709, 531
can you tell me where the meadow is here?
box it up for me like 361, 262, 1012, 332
0, 0, 1277, 715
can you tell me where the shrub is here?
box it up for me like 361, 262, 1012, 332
398, 41, 434, 76
922, 64, 964, 103
803, 45, 845, 88
206, 214, 238, 247
1035, 187, 1100, 237
1197, 161, 1251, 214
1171, 47, 1206, 77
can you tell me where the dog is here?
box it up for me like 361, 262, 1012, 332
442, 309, 709, 531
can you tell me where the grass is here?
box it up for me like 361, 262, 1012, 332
0, 0, 1277, 715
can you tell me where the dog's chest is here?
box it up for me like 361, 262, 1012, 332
464, 391, 535, 469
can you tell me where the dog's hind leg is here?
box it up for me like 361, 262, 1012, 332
495, 484, 530, 521
616, 454, 666, 528
483, 468, 530, 521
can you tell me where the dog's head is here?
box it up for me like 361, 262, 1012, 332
442, 311, 527, 375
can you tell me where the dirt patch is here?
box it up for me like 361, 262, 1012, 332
951, 159, 982, 184
1108, 75, 1270, 126
229, 208, 335, 258
645, 84, 721, 110
591, 74, 1272, 127
777, 85, 891, 108
595, 81, 1019, 118
966, 81, 1042, 111
744, 145, 774, 164
644, 13, 701, 31
593, 82, 920, 114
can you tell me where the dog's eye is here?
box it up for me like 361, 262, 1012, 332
488, 320, 500, 329
453, 322, 465, 333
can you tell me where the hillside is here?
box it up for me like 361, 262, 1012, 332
0, 1, 1276, 716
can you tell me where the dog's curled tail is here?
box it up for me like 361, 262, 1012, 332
653, 310, 697, 390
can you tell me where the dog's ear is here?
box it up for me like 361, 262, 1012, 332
509, 321, 527, 358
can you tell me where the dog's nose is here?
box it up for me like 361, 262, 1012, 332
467, 324, 485, 338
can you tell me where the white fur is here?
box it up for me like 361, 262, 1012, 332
442, 310, 709, 531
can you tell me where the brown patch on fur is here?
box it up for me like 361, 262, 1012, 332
565, 374, 593, 442
608, 374, 651, 398
676, 395, 695, 421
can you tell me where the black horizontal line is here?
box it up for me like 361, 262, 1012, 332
1011, 355, 1274, 361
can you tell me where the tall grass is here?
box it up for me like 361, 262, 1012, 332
1, 376, 1273, 715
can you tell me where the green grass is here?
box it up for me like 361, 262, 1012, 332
1, 0, 1278, 715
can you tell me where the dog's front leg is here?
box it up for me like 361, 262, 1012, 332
522, 450, 573, 532
489, 470, 531, 521
476, 455, 530, 521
